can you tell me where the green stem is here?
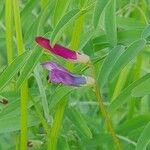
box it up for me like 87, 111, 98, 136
13, 0, 28, 149
20, 82, 28, 150
89, 62, 122, 150
48, 100, 66, 150
5, 0, 13, 65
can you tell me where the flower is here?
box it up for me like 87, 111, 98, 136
42, 61, 95, 87
35, 36, 90, 63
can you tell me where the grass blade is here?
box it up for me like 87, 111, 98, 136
108, 73, 150, 113
0, 51, 30, 91
16, 49, 43, 88
109, 39, 146, 81
105, 0, 117, 47
136, 121, 150, 150
93, 0, 109, 29
53, 0, 70, 27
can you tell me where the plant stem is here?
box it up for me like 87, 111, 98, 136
5, 0, 13, 65
20, 82, 28, 150
13, 0, 28, 149
89, 62, 122, 150
48, 100, 66, 150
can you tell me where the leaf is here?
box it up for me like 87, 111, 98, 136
132, 78, 150, 97
117, 16, 146, 30
78, 29, 94, 50
109, 39, 146, 81
34, 65, 50, 122
16, 49, 43, 88
37, 1, 55, 34
117, 115, 150, 135
141, 25, 150, 39
93, 0, 109, 29
51, 8, 80, 44
49, 86, 74, 110
67, 107, 92, 138
108, 73, 150, 113
136, 121, 150, 150
0, 114, 39, 134
93, 29, 143, 48
0, 51, 30, 91
98, 45, 125, 87
53, 0, 70, 26
105, 0, 117, 47
51, 2, 94, 44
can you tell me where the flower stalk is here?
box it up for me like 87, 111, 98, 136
89, 62, 122, 150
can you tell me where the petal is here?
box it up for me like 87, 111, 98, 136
49, 69, 86, 86
41, 61, 68, 72
35, 36, 51, 50
53, 44, 77, 60
35, 36, 77, 60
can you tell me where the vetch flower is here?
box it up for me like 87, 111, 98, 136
42, 61, 95, 87
35, 36, 90, 63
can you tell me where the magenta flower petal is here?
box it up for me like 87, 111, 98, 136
35, 36, 77, 60
35, 36, 51, 50
42, 61, 94, 86
35, 36, 90, 63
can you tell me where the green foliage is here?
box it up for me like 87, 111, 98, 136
0, 0, 150, 149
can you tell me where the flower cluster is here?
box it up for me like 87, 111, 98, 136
35, 36, 95, 87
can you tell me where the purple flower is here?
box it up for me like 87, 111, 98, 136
35, 36, 90, 63
42, 61, 95, 86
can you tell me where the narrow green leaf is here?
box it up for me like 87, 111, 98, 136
53, 0, 70, 26
16, 49, 43, 88
79, 29, 94, 50
108, 73, 150, 113
49, 86, 73, 110
132, 78, 150, 97
117, 17, 146, 30
0, 51, 30, 91
37, 0, 55, 34
0, 114, 39, 134
51, 8, 80, 44
34, 65, 50, 122
98, 45, 124, 87
93, 29, 143, 47
141, 25, 150, 39
109, 39, 146, 81
136, 121, 150, 150
93, 0, 109, 29
117, 115, 150, 135
51, 2, 95, 44
105, 0, 117, 47
67, 107, 93, 138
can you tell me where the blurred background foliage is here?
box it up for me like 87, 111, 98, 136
0, 0, 150, 149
